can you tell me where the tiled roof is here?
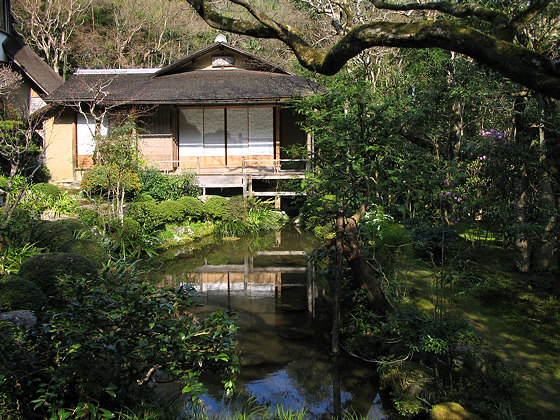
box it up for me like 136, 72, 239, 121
2, 36, 63, 95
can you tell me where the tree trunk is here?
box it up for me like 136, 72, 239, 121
337, 203, 395, 315
530, 95, 557, 272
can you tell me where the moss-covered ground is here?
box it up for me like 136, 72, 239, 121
398, 225, 560, 417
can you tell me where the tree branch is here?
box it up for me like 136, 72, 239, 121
370, 0, 509, 25
186, 1, 560, 98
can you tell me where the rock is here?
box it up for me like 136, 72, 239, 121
430, 402, 480, 420
0, 310, 37, 327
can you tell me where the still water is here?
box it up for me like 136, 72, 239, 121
142, 228, 387, 419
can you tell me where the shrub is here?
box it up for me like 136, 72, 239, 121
0, 208, 36, 244
225, 196, 248, 221
58, 239, 110, 268
0, 274, 47, 312
31, 183, 60, 200
159, 200, 187, 224
204, 196, 229, 220
76, 207, 102, 228
29, 220, 74, 251
410, 225, 462, 262
126, 201, 166, 230
51, 218, 91, 237
133, 193, 156, 203
0, 242, 43, 275
177, 196, 205, 220
140, 169, 200, 200
81, 165, 141, 199
18, 252, 98, 296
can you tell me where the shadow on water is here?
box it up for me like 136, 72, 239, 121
141, 228, 388, 419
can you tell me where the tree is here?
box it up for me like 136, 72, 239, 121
12, 0, 92, 76
186, 0, 560, 99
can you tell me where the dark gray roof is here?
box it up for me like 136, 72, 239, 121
47, 68, 322, 105
3, 36, 64, 95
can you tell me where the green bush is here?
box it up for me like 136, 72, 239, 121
75, 207, 102, 228
411, 225, 462, 262
120, 217, 142, 240
0, 261, 238, 418
0, 274, 47, 312
0, 208, 36, 244
177, 196, 205, 220
133, 193, 156, 203
81, 165, 141, 199
31, 183, 60, 200
204, 196, 229, 220
159, 200, 187, 224
126, 201, 166, 230
58, 239, 110, 268
225, 196, 248, 221
139, 169, 200, 200
18, 252, 98, 296
51, 218, 90, 237
29, 220, 74, 251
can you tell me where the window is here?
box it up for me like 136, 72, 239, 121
179, 107, 274, 158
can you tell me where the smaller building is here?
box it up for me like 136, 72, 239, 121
44, 38, 321, 197
0, 0, 63, 116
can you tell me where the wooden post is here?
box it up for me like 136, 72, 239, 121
275, 194, 281, 209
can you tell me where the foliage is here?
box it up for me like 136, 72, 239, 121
0, 274, 46, 312
29, 220, 74, 251
52, 218, 91, 238
76, 207, 103, 228
158, 200, 187, 224
110, 217, 161, 259
177, 196, 205, 220
204, 196, 229, 221
410, 224, 463, 263
18, 252, 98, 297
0, 260, 238, 418
81, 165, 141, 200
126, 201, 167, 231
31, 182, 60, 199
21, 188, 79, 218
139, 168, 200, 201
0, 242, 43, 275
58, 238, 110, 268
225, 196, 248, 221
0, 120, 43, 227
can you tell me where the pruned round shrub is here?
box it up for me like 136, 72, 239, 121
30, 220, 74, 250
133, 193, 156, 203
140, 169, 200, 200
58, 239, 109, 268
51, 218, 91, 237
177, 196, 204, 220
126, 201, 166, 230
159, 200, 187, 224
204, 196, 229, 221
18, 253, 98, 296
31, 183, 61, 200
81, 165, 141, 199
0, 274, 47, 312
225, 196, 248, 221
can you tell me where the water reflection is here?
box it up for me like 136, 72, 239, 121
143, 229, 387, 419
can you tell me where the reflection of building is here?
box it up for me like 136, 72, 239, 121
184, 250, 317, 315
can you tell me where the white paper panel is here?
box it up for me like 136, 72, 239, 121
227, 108, 249, 156
204, 108, 225, 156
76, 114, 108, 156
178, 109, 203, 157
249, 108, 273, 155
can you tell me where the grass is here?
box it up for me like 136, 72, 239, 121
397, 225, 560, 418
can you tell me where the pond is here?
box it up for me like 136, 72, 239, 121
141, 228, 388, 419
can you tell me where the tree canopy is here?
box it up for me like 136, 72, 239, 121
186, 0, 560, 98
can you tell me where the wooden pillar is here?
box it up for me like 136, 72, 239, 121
275, 106, 281, 163
275, 194, 281, 209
